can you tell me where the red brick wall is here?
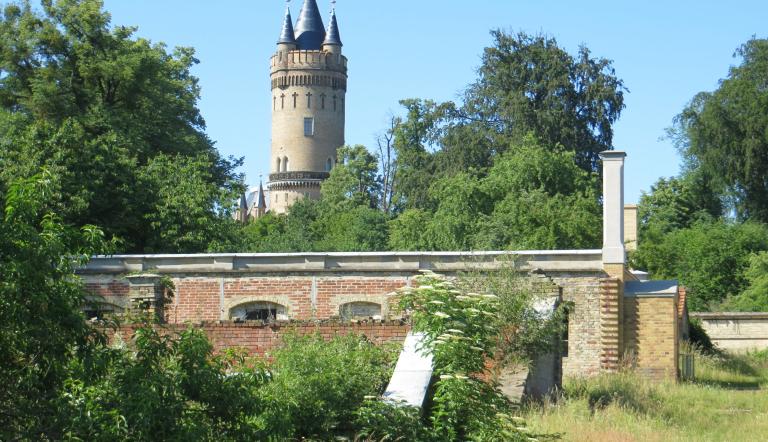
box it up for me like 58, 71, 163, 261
108, 321, 410, 356
87, 275, 412, 323
85, 281, 129, 298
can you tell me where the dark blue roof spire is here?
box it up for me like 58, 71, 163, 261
323, 7, 342, 47
294, 0, 326, 50
277, 4, 296, 45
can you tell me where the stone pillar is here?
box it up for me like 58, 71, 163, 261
126, 274, 167, 323
624, 204, 638, 252
600, 151, 627, 270
600, 151, 627, 372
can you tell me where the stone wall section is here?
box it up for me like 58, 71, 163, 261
691, 313, 768, 353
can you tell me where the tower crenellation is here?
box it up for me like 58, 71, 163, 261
268, 0, 347, 214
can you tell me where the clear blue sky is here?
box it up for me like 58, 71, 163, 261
102, 0, 766, 203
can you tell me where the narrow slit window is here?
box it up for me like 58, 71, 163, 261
304, 117, 315, 136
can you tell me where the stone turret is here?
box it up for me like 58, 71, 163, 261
269, 0, 347, 214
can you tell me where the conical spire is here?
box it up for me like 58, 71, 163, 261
277, 6, 296, 45
256, 181, 266, 209
238, 193, 248, 223
323, 8, 342, 47
294, 0, 325, 50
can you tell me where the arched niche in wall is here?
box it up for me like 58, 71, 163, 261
339, 301, 382, 321
230, 301, 288, 322
82, 299, 124, 320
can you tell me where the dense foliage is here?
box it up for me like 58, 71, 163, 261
226, 136, 602, 253
0, 171, 111, 436
671, 38, 768, 223
0, 0, 243, 253
633, 220, 768, 311
634, 37, 768, 312
356, 270, 564, 441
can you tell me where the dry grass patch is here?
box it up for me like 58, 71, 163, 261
523, 349, 768, 442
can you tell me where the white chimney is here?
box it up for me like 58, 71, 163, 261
600, 151, 626, 265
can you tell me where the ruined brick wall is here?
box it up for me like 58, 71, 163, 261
109, 321, 410, 356
551, 272, 604, 378
81, 252, 614, 378
623, 295, 679, 380
85, 271, 608, 378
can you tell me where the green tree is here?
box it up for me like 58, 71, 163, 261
389, 99, 451, 211
321, 144, 380, 210
139, 153, 241, 253
633, 220, 768, 311
722, 252, 768, 312
671, 38, 768, 222
0, 171, 111, 438
388, 208, 434, 251
395, 137, 602, 251
0, 0, 242, 252
463, 30, 626, 172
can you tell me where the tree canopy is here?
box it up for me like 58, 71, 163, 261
0, 0, 242, 252
671, 37, 768, 223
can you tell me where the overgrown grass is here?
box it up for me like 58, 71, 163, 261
523, 347, 768, 441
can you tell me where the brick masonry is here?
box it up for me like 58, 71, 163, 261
108, 321, 410, 356
623, 295, 679, 380
80, 252, 681, 380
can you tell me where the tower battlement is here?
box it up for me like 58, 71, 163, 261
270, 50, 347, 73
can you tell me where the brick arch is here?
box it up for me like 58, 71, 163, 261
329, 293, 395, 319
224, 295, 295, 319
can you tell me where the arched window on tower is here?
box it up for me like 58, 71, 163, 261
325, 158, 333, 172
276, 157, 281, 172
283, 156, 289, 172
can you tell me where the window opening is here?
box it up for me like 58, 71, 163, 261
231, 302, 287, 322
304, 117, 315, 136
339, 302, 382, 320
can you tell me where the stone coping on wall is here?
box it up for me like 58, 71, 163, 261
690, 312, 768, 320
624, 280, 678, 298
79, 250, 603, 275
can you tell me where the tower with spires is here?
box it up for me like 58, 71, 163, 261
268, 0, 347, 214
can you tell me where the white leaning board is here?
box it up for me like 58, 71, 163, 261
382, 332, 434, 408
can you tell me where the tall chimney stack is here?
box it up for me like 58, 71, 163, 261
600, 151, 626, 271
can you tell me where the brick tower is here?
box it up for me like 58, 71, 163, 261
268, 0, 347, 214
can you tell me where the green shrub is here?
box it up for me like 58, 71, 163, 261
257, 333, 397, 439
354, 400, 432, 441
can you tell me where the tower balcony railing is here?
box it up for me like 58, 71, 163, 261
269, 171, 330, 182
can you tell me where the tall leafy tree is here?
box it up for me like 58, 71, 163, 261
0, 0, 242, 252
671, 38, 768, 222
463, 30, 626, 172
